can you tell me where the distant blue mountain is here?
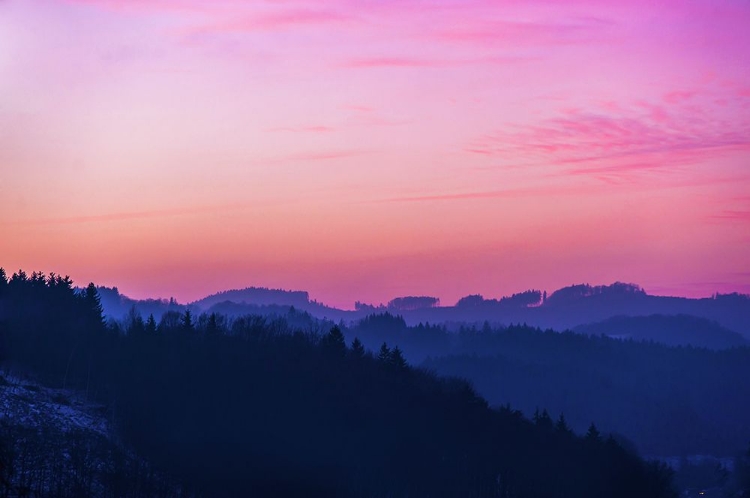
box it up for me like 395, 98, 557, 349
573, 314, 747, 349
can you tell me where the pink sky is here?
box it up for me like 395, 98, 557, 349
1, 0, 749, 308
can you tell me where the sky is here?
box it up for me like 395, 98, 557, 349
1, 0, 749, 308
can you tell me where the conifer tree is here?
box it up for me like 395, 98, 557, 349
322, 326, 347, 357
182, 309, 194, 332
206, 312, 219, 337
145, 314, 157, 335
350, 338, 366, 358
586, 423, 601, 442
83, 283, 105, 328
378, 342, 391, 362
389, 346, 408, 370
556, 413, 572, 435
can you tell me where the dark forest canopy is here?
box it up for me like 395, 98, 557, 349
0, 268, 678, 497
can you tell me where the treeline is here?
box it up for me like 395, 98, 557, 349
0, 269, 677, 497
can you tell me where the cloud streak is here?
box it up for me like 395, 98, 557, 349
381, 184, 597, 203
186, 9, 353, 37
265, 125, 335, 133
710, 210, 750, 222
433, 17, 617, 48
466, 99, 750, 183
2, 203, 255, 227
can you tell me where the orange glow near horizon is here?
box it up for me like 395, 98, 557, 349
2, 0, 749, 308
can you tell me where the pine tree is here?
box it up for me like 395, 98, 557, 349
322, 326, 347, 357
586, 423, 601, 442
534, 409, 553, 430
145, 314, 157, 335
182, 309, 194, 332
206, 312, 219, 338
350, 338, 366, 358
389, 346, 408, 370
556, 413, 572, 435
83, 283, 105, 328
378, 342, 391, 362
126, 306, 145, 336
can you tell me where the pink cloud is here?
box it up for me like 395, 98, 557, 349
466, 100, 750, 184
342, 105, 375, 113
265, 125, 335, 133
382, 184, 599, 203
3, 203, 253, 227
339, 54, 537, 69
188, 9, 353, 36
340, 57, 445, 69
382, 173, 750, 204
710, 210, 750, 222
433, 17, 616, 47
663, 90, 697, 104
268, 150, 368, 163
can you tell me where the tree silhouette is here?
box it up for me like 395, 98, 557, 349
556, 413, 572, 435
378, 342, 391, 362
182, 309, 194, 332
206, 312, 220, 338
0, 267, 7, 293
145, 314, 157, 335
586, 423, 601, 442
83, 283, 105, 328
389, 346, 408, 370
350, 337, 366, 358
322, 325, 347, 358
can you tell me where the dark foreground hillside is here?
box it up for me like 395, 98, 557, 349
0, 269, 676, 497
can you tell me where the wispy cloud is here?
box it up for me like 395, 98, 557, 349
433, 17, 617, 48
263, 149, 368, 164
381, 173, 750, 204
2, 203, 253, 227
338, 54, 536, 69
265, 125, 335, 133
339, 57, 446, 69
663, 90, 697, 104
381, 184, 595, 203
466, 100, 750, 183
186, 9, 353, 37
710, 210, 750, 222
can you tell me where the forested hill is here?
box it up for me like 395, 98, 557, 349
98, 282, 750, 343
399, 283, 750, 339
343, 314, 750, 457
573, 314, 747, 349
0, 269, 677, 497
190, 286, 312, 309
